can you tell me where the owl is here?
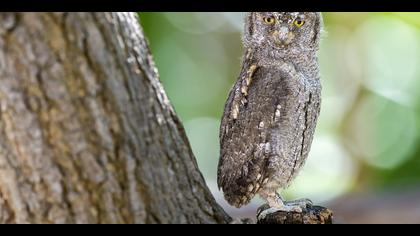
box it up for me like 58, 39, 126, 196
217, 12, 323, 214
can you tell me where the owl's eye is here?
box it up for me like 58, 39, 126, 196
263, 17, 275, 25
294, 20, 305, 27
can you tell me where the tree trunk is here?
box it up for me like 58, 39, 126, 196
0, 12, 230, 224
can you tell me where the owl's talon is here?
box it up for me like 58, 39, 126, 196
257, 205, 303, 220
285, 198, 313, 209
261, 193, 313, 218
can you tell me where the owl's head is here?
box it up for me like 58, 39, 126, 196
244, 12, 322, 53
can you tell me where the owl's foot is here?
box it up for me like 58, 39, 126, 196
275, 192, 313, 210
257, 205, 302, 220
258, 193, 313, 220
284, 198, 313, 209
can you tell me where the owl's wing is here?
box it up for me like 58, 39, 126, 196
219, 50, 255, 146
218, 51, 295, 207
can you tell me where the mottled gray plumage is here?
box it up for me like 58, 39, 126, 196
217, 12, 323, 209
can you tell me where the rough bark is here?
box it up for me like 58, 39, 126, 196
256, 204, 333, 224
0, 12, 230, 224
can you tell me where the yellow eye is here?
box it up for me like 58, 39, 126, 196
294, 20, 305, 27
263, 17, 275, 25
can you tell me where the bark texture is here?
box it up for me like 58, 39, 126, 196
0, 12, 230, 224
257, 204, 333, 224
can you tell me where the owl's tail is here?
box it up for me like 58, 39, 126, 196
221, 185, 256, 208
217, 163, 263, 208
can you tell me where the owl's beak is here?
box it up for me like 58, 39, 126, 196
272, 27, 293, 46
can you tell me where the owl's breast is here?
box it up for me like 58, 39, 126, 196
248, 65, 321, 188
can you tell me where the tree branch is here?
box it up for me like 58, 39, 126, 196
256, 204, 334, 224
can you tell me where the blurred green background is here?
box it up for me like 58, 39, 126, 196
139, 13, 420, 220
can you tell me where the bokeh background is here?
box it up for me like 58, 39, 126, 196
140, 13, 420, 223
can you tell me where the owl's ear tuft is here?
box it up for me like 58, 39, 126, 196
243, 12, 256, 48
311, 12, 323, 49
